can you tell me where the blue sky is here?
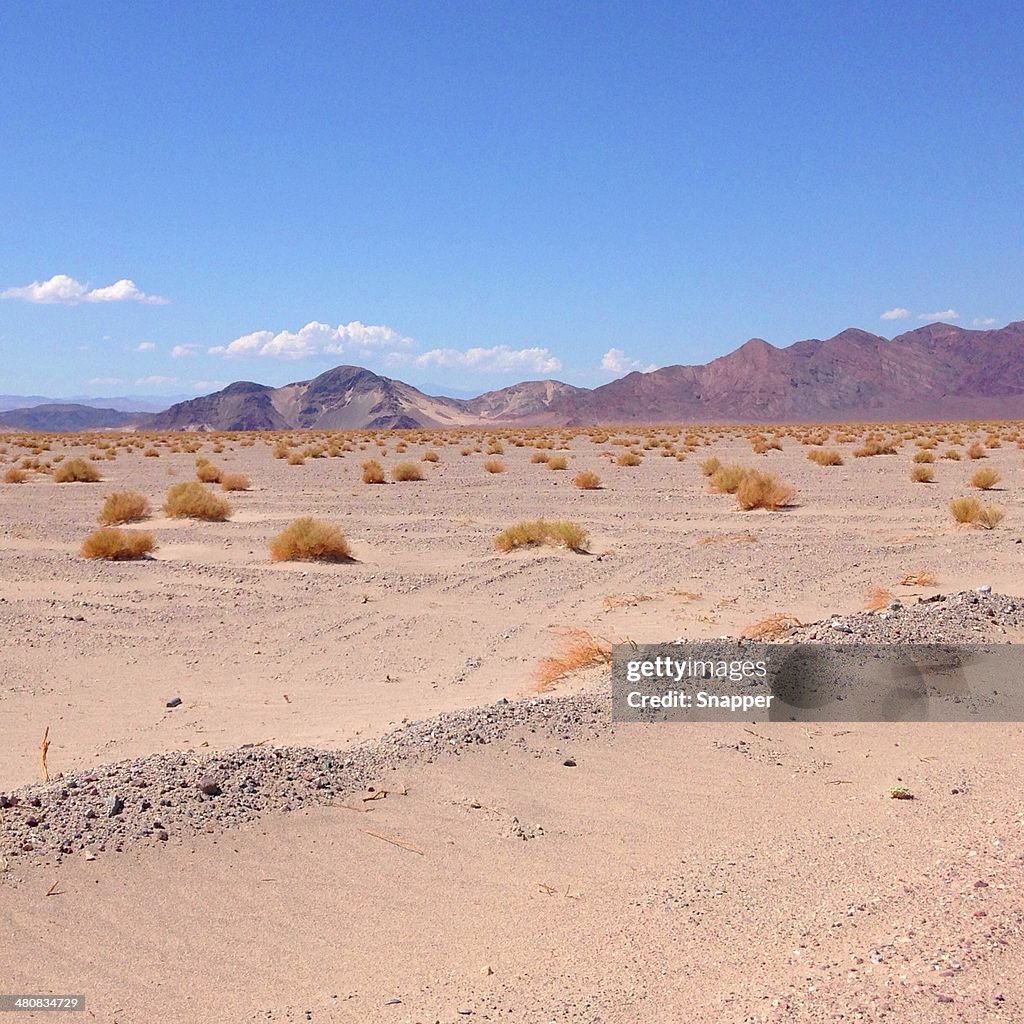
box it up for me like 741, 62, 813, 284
1, 1, 1021, 398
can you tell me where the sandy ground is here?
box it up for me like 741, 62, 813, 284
1, 427, 1023, 1021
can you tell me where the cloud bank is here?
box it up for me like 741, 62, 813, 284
209, 320, 413, 360
2, 274, 168, 305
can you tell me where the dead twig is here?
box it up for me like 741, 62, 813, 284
362, 829, 424, 856
39, 726, 51, 783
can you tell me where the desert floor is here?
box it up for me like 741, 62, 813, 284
1, 427, 1023, 1022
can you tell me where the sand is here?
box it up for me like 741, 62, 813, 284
1, 427, 1022, 1021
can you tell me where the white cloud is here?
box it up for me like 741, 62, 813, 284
171, 343, 200, 358
406, 345, 562, 375
135, 341, 157, 352
210, 320, 413, 360
135, 375, 180, 388
191, 380, 226, 392
972, 317, 997, 328
600, 348, 658, 374
87, 377, 124, 389
880, 307, 912, 321
918, 309, 959, 321
1, 274, 168, 305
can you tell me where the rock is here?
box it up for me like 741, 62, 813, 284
563, 758, 577, 767
977, 585, 992, 594
480, 965, 493, 976
197, 776, 222, 797
166, 697, 183, 708
831, 621, 852, 633
105, 795, 124, 817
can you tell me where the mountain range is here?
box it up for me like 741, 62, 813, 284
3, 321, 1023, 431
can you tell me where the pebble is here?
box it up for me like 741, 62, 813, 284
166, 697, 183, 708
105, 795, 124, 817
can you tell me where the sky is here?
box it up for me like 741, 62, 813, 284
1, 1, 1021, 399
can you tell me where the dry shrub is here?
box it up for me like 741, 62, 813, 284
864, 587, 894, 612
494, 519, 589, 553
573, 470, 601, 490
853, 440, 897, 457
899, 570, 937, 586
421, 450, 440, 463
735, 470, 795, 510
143, 447, 160, 458
697, 531, 758, 546
700, 456, 722, 476
53, 458, 101, 483
392, 461, 424, 482
269, 517, 353, 562
966, 442, 986, 460
911, 465, 935, 483
616, 451, 642, 467
220, 472, 251, 492
912, 450, 935, 464
942, 448, 961, 460
80, 528, 156, 560
709, 464, 747, 494
534, 629, 612, 692
361, 459, 385, 484
741, 614, 802, 640
970, 467, 1000, 490
4, 467, 28, 484
602, 593, 653, 610
287, 452, 306, 466
807, 449, 843, 466
163, 482, 232, 521
195, 459, 222, 483
548, 455, 568, 471
98, 490, 151, 525
483, 458, 506, 474
531, 451, 550, 464
951, 496, 1003, 529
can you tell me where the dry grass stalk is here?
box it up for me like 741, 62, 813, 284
741, 614, 802, 640
534, 629, 612, 692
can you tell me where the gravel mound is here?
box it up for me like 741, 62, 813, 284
4, 591, 1021, 871
0, 695, 606, 870
793, 589, 1024, 643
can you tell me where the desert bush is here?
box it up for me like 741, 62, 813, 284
195, 459, 222, 483
287, 452, 305, 466
143, 447, 160, 458
53, 458, 101, 483
616, 452, 642, 467
573, 470, 601, 490
978, 504, 1005, 529
220, 472, 251, 491
3, 467, 28, 484
391, 461, 424, 482
421, 450, 440, 463
966, 442, 986, 460
269, 517, 353, 562
483, 458, 506, 474
709, 464, 747, 494
531, 451, 550, 464
548, 455, 568, 470
80, 528, 156, 560
361, 459, 385, 484
942, 448, 961, 460
700, 456, 722, 477
98, 490, 151, 524
807, 449, 843, 466
970, 467, 1000, 490
535, 629, 612, 692
912, 450, 935, 464
163, 482, 232, 521
735, 470, 795, 510
911, 465, 935, 483
494, 519, 589, 553
853, 440, 896, 457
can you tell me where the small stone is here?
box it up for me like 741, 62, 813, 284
105, 795, 124, 817
156, 830, 169, 842
831, 621, 852, 633
977, 585, 992, 594
166, 697, 183, 708
197, 776, 222, 797
563, 758, 577, 767
480, 965, 493, 976
973, 879, 989, 888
